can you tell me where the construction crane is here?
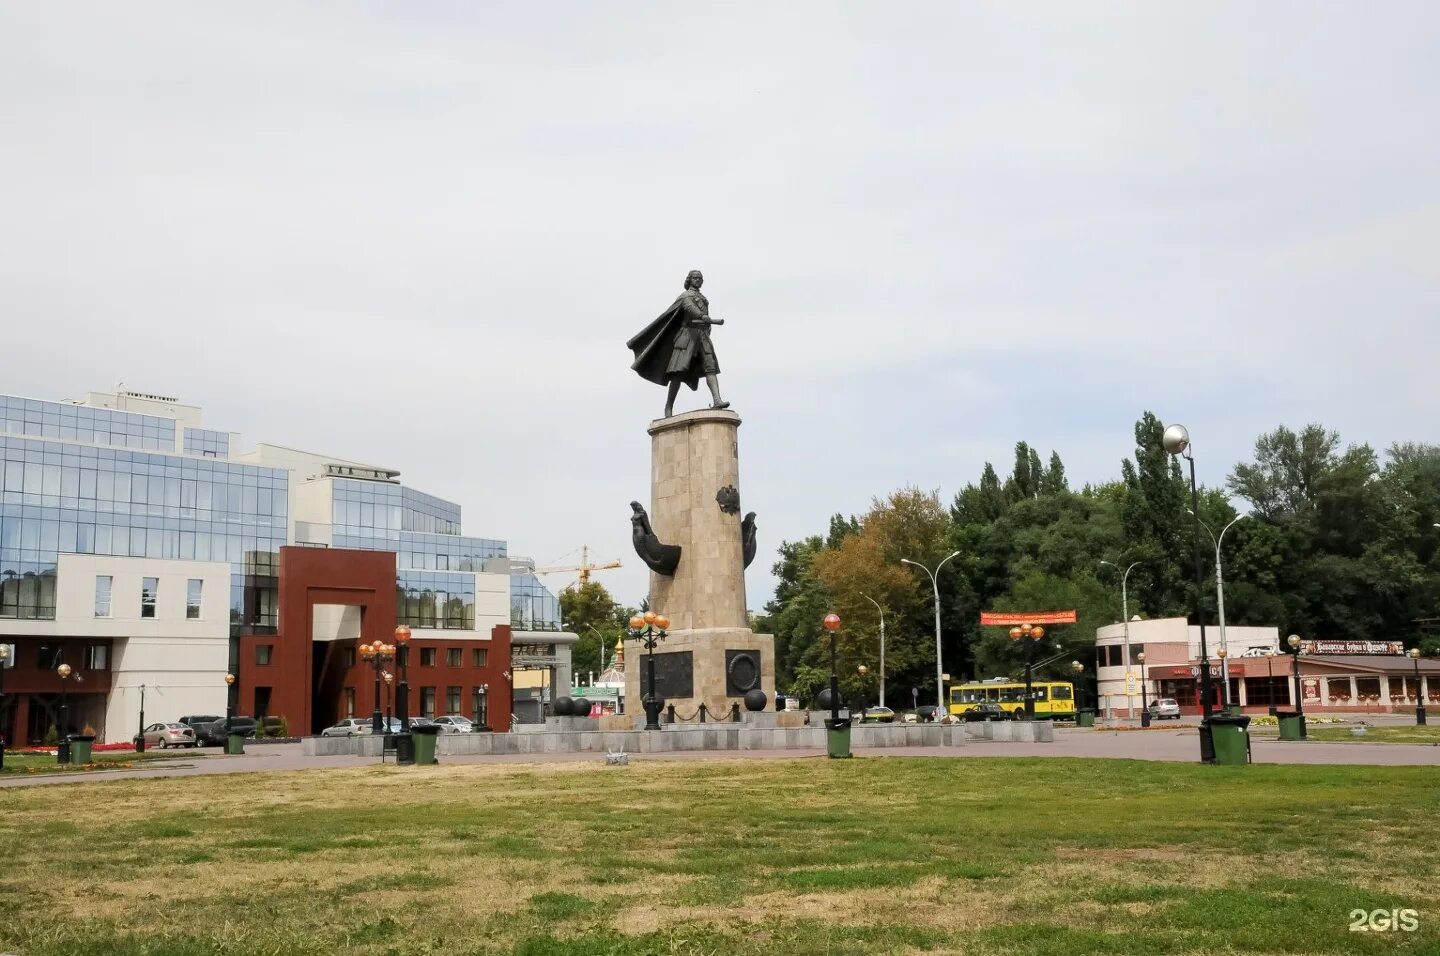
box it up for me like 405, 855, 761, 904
534, 545, 621, 588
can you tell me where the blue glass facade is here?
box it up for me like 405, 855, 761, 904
2, 395, 176, 451
1, 393, 559, 636
0, 397, 287, 631
183, 427, 230, 458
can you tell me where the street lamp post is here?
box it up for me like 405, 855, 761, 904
394, 625, 412, 731
383, 671, 394, 730
901, 551, 962, 716
1287, 634, 1307, 739
860, 593, 886, 710
136, 683, 147, 753
1070, 661, 1085, 718
1216, 647, 1230, 711
857, 664, 869, 710
627, 611, 670, 730
1099, 559, 1141, 716
1008, 623, 1046, 720
823, 611, 842, 726
1189, 511, 1248, 706
56, 662, 73, 764
1410, 648, 1427, 726
1266, 653, 1278, 716
358, 639, 396, 735
1138, 652, 1150, 727
1163, 423, 1216, 763
0, 642, 9, 770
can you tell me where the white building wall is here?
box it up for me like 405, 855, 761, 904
1093, 617, 1280, 714
52, 554, 231, 742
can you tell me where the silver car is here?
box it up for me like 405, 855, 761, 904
433, 715, 474, 734
1149, 698, 1181, 719
134, 722, 197, 749
320, 718, 372, 737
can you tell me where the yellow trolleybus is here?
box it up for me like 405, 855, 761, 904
950, 679, 1077, 720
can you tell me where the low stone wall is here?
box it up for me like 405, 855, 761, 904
965, 720, 1055, 742
301, 722, 963, 757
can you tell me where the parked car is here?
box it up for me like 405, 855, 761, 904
177, 714, 223, 733
914, 704, 943, 722
134, 722, 197, 749
961, 701, 1015, 722
434, 715, 474, 734
320, 718, 373, 737
860, 706, 896, 723
197, 716, 258, 745
1149, 698, 1181, 720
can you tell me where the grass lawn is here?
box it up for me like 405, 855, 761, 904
0, 751, 188, 776
1248, 724, 1440, 745
1, 757, 1437, 955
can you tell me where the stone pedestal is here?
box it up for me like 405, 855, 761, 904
632, 409, 775, 715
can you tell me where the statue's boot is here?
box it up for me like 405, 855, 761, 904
706, 374, 729, 410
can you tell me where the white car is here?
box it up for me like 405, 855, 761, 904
320, 718, 373, 737
433, 715, 474, 734
1148, 698, 1181, 719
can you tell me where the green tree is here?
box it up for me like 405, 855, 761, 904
559, 581, 629, 678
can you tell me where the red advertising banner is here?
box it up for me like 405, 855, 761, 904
1302, 678, 1322, 703
980, 610, 1078, 626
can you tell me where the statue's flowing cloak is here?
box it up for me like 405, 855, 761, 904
627, 291, 717, 391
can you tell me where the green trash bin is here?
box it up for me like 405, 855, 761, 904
1276, 711, 1303, 741
825, 717, 852, 759
68, 735, 95, 764
225, 732, 246, 755
1207, 714, 1251, 765
1225, 703, 1243, 716
1076, 710, 1096, 728
410, 725, 441, 765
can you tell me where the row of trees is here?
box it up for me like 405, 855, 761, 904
754, 414, 1440, 707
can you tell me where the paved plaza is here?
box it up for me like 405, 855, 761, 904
3, 724, 1435, 790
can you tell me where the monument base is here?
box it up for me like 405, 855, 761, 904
624, 628, 775, 718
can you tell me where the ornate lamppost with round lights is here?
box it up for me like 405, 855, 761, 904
56, 662, 74, 764
383, 670, 395, 731
1008, 623, 1046, 720
627, 611, 670, 730
1163, 422, 1217, 762
822, 612, 844, 729
1286, 634, 1307, 739
394, 625, 412, 731
857, 664, 870, 711
1070, 660, 1086, 722
1410, 648, 1427, 726
0, 642, 9, 770
358, 639, 396, 735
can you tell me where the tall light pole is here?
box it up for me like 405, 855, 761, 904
0, 643, 9, 770
1137, 652, 1150, 726
1164, 422, 1215, 763
860, 593, 886, 709
902, 551, 962, 716
1287, 633, 1307, 739
1008, 623, 1046, 720
1099, 560, 1140, 716
1410, 648, 1427, 726
1189, 510, 1248, 705
394, 625, 412, 731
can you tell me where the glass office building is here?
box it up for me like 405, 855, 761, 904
0, 391, 560, 636
0, 397, 286, 632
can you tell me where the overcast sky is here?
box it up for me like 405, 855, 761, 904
2, 3, 1437, 610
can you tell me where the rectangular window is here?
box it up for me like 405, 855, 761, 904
446, 686, 461, 714
472, 648, 488, 668
141, 577, 158, 618
446, 648, 462, 667
256, 644, 273, 665
186, 579, 203, 619
420, 648, 436, 667
342, 647, 356, 668
344, 687, 356, 718
86, 644, 108, 670
420, 687, 436, 718
472, 687, 488, 729
94, 575, 112, 617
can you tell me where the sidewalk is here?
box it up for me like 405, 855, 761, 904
3, 727, 1435, 790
